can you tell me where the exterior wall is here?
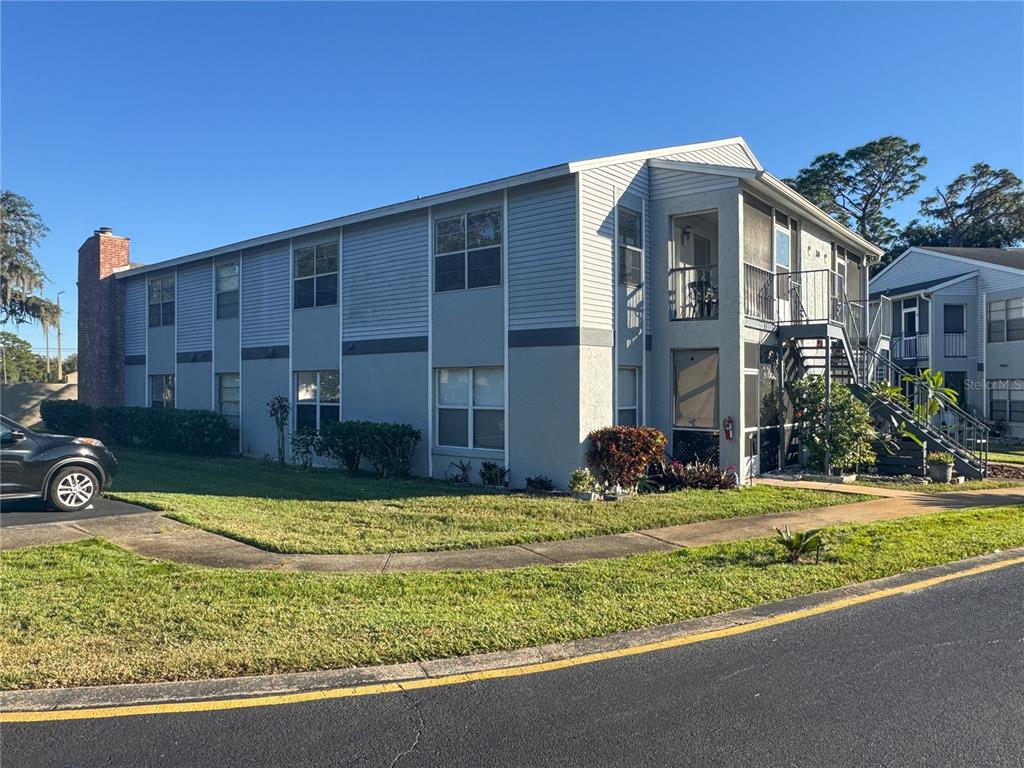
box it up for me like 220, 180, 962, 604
239, 357, 289, 457
342, 351, 429, 476
214, 317, 240, 373
176, 362, 213, 410
176, 260, 213, 353
77, 230, 129, 406
147, 324, 175, 376
125, 364, 146, 408
929, 277, 980, 412
649, 183, 743, 475
292, 306, 339, 372
240, 242, 290, 348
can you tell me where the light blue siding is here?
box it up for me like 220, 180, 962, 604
508, 176, 577, 331
342, 211, 428, 341
241, 242, 290, 347
871, 250, 976, 293
124, 278, 147, 356
650, 168, 739, 200
176, 261, 213, 352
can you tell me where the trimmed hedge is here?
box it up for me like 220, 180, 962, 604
38, 400, 99, 437
316, 420, 421, 478
40, 400, 232, 454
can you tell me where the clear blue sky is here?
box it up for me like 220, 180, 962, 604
3, 1, 1022, 355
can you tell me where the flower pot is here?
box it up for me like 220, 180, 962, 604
928, 463, 954, 483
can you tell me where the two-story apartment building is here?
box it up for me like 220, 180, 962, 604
870, 246, 1024, 437
82, 137, 985, 486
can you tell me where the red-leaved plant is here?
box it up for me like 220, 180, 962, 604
586, 426, 667, 489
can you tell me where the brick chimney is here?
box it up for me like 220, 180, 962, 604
77, 228, 130, 406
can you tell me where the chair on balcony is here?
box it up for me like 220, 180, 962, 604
688, 279, 718, 319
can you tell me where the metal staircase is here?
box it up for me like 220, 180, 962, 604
767, 268, 989, 479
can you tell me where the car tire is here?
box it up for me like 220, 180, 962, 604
48, 466, 99, 512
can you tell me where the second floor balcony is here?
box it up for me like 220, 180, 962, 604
892, 333, 930, 360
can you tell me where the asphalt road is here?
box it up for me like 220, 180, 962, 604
0, 496, 148, 527
5, 563, 1023, 768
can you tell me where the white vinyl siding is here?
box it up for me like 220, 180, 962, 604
240, 242, 290, 347
343, 211, 428, 341
650, 168, 740, 200
124, 278, 147, 356
507, 176, 577, 331
659, 142, 758, 169
176, 261, 213, 352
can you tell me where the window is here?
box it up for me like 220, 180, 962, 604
148, 276, 175, 327
943, 304, 966, 334
294, 242, 339, 309
988, 298, 1024, 343
774, 211, 791, 270
434, 208, 502, 292
618, 207, 642, 286
295, 370, 340, 429
218, 373, 240, 428
216, 263, 239, 319
617, 367, 639, 426
436, 367, 504, 449
150, 374, 175, 409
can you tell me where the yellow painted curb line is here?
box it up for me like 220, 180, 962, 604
4, 554, 1023, 724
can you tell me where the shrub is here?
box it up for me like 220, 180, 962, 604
479, 461, 509, 487
568, 467, 597, 493
290, 426, 318, 469
317, 420, 372, 471
927, 451, 954, 466
445, 459, 472, 483
586, 426, 667, 489
774, 526, 824, 564
660, 459, 735, 490
39, 400, 97, 437
266, 395, 291, 465
362, 422, 421, 478
789, 377, 877, 473
525, 475, 555, 492
95, 406, 232, 454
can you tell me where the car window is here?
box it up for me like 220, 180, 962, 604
0, 422, 11, 441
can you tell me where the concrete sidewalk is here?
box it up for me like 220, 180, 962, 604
2, 483, 1022, 573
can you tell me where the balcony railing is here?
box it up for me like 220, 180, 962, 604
944, 332, 967, 358
670, 265, 719, 320
743, 263, 774, 321
892, 333, 930, 360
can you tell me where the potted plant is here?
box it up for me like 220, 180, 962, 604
927, 451, 955, 483
569, 467, 599, 501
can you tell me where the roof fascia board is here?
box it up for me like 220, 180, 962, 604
877, 271, 978, 300
647, 158, 761, 178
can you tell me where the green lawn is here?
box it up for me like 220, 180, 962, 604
854, 478, 1024, 494
989, 443, 1024, 465
2, 505, 1021, 690
105, 449, 871, 555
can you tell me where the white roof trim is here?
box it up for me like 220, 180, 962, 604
876, 271, 978, 300
873, 246, 1024, 286
115, 137, 765, 279
647, 158, 761, 179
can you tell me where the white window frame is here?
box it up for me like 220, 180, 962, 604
293, 241, 339, 310
433, 207, 503, 293
435, 367, 505, 450
215, 262, 240, 319
617, 366, 639, 426
149, 373, 175, 409
988, 298, 1024, 343
617, 206, 643, 286
773, 211, 792, 270
217, 372, 240, 428
147, 275, 175, 328
294, 370, 340, 430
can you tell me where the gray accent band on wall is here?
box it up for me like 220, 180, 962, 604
176, 350, 212, 364
645, 334, 653, 351
507, 327, 615, 348
125, 355, 146, 367
241, 345, 290, 361
342, 336, 429, 356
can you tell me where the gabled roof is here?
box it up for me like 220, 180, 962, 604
913, 247, 1024, 271
873, 246, 1024, 286
115, 136, 882, 278
870, 272, 974, 299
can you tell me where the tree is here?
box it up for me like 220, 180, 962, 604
785, 136, 927, 248
1, 191, 59, 328
0, 330, 46, 383
62, 352, 78, 375
916, 163, 1024, 247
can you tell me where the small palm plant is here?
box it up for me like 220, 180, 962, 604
774, 526, 824, 564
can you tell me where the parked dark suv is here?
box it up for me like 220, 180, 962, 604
0, 415, 118, 512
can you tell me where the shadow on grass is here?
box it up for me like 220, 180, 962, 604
109, 447, 502, 503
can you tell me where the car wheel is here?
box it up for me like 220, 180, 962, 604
48, 466, 99, 512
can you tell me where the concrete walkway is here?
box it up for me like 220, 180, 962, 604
2, 483, 1022, 573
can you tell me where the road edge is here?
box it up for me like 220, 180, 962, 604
3, 546, 1023, 721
